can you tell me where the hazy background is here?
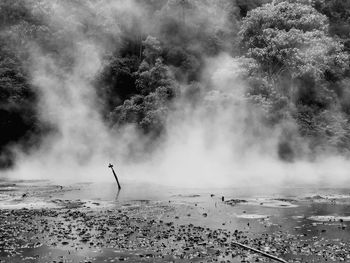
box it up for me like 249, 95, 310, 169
1, 0, 350, 187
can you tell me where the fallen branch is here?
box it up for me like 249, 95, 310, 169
232, 241, 288, 263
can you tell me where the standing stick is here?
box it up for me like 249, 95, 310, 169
232, 241, 288, 263
108, 163, 121, 190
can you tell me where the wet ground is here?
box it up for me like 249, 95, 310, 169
1, 179, 350, 262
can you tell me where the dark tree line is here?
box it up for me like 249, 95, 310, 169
0, 1, 48, 167
0, 0, 350, 167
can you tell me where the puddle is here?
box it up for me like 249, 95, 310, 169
247, 198, 298, 208
308, 215, 350, 222
236, 214, 270, 219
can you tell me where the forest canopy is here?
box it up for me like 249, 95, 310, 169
0, 0, 350, 167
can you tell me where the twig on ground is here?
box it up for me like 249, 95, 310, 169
232, 241, 288, 263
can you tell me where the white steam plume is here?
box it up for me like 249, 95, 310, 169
3, 0, 350, 188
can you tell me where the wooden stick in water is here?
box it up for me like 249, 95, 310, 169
232, 241, 288, 263
108, 163, 121, 190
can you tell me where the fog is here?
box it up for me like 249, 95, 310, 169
3, 0, 350, 188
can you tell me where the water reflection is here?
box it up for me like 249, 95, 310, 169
115, 189, 121, 201
2, 179, 350, 263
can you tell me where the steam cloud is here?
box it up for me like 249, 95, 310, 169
4, 0, 350, 188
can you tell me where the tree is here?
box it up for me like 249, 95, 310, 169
109, 35, 178, 135
142, 36, 162, 64
96, 54, 140, 115
239, 2, 348, 85
0, 38, 43, 168
312, 0, 350, 37
240, 1, 350, 156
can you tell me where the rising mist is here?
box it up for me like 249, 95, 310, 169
1, 0, 350, 188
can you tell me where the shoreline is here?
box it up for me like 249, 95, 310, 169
1, 182, 350, 262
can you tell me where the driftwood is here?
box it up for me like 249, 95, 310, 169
232, 241, 288, 263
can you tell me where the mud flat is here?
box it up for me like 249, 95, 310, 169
1, 182, 350, 262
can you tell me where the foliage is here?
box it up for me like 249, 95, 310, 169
241, 1, 350, 156
313, 0, 350, 39
0, 38, 43, 167
96, 55, 140, 115
1, 0, 350, 166
108, 35, 178, 135
110, 85, 177, 135
239, 2, 346, 81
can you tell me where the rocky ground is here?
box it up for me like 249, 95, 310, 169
1, 182, 350, 262
0, 200, 280, 263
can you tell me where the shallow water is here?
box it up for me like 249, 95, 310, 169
2, 179, 350, 234
1, 179, 350, 262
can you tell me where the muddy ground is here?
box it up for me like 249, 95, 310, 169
1, 180, 350, 262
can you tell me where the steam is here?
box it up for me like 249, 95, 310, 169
3, 0, 350, 188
